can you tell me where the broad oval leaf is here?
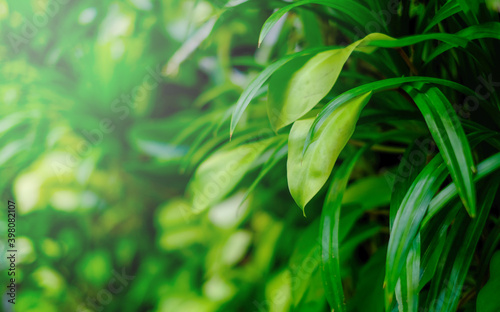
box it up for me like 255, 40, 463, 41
287, 92, 372, 212
230, 34, 393, 136
268, 34, 393, 131
267, 49, 351, 131
230, 46, 330, 137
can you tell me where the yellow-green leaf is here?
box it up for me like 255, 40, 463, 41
188, 137, 279, 213
287, 92, 372, 213
267, 33, 393, 131
268, 49, 351, 131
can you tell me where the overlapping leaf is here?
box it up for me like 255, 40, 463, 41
320, 144, 372, 312
267, 34, 392, 131
404, 85, 476, 216
303, 77, 476, 157
188, 136, 280, 212
384, 155, 448, 307
287, 92, 372, 211
258, 0, 376, 46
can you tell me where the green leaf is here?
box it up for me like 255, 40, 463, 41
425, 22, 500, 64
404, 85, 476, 216
428, 180, 499, 311
395, 234, 420, 312
423, 1, 461, 33
458, 0, 480, 15
188, 136, 280, 212
424, 210, 468, 310
265, 269, 292, 312
239, 138, 288, 206
384, 155, 448, 308
299, 9, 324, 48
289, 219, 321, 307
351, 248, 387, 312
423, 152, 500, 228
320, 143, 373, 312
230, 47, 330, 136
477, 252, 500, 312
258, 0, 376, 47
287, 92, 372, 211
304, 77, 475, 158
389, 140, 429, 229
342, 175, 392, 209
418, 214, 449, 290
340, 175, 392, 240
366, 33, 469, 49
231, 33, 395, 136
268, 34, 393, 131
267, 49, 348, 131
338, 224, 380, 256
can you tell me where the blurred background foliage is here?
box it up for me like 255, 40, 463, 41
0, 0, 323, 311
1, 0, 500, 312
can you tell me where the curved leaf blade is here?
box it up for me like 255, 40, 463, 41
395, 234, 420, 312
405, 85, 476, 216
304, 77, 475, 157
188, 136, 280, 212
423, 152, 500, 228
384, 155, 448, 308
268, 48, 351, 131
230, 47, 330, 137
320, 143, 373, 312
258, 0, 375, 46
287, 92, 372, 211
268, 34, 392, 131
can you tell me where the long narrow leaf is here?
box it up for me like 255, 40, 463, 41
320, 144, 373, 312
405, 85, 476, 216
258, 0, 375, 46
395, 234, 420, 312
384, 155, 448, 308
303, 77, 475, 157
427, 180, 499, 311
423, 152, 500, 228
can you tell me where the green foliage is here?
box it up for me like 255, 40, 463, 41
2, 0, 500, 311
477, 251, 500, 312
288, 92, 372, 212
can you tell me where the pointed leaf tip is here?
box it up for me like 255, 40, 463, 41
287, 92, 372, 211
